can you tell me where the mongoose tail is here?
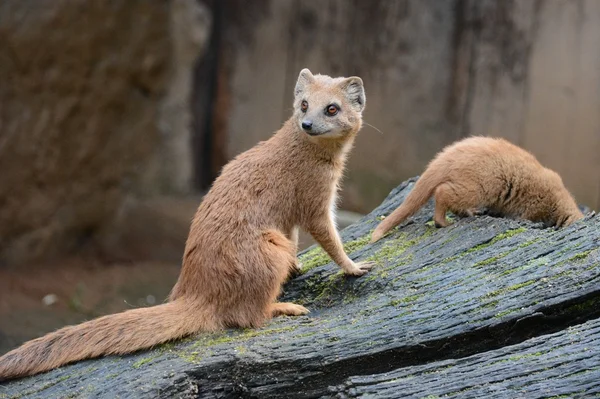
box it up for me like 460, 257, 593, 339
0, 299, 211, 380
371, 168, 443, 242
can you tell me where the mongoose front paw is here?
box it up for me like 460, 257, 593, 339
271, 302, 310, 317
345, 261, 376, 276
285, 303, 310, 316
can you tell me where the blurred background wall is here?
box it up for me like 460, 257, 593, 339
1, 0, 599, 353
203, 0, 600, 215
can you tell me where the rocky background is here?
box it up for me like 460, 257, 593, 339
0, 0, 210, 267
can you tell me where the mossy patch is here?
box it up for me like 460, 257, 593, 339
564, 296, 600, 317
465, 227, 527, 254
498, 255, 550, 277
7, 374, 71, 399
473, 253, 505, 267
177, 325, 300, 363
132, 356, 156, 369
567, 250, 592, 262
298, 247, 331, 274
300, 270, 348, 306
483, 279, 536, 300
388, 294, 421, 307
298, 233, 373, 274
343, 234, 372, 253
518, 237, 541, 248
367, 228, 432, 266
495, 308, 518, 318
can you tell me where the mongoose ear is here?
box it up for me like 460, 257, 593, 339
339, 76, 366, 112
295, 68, 314, 97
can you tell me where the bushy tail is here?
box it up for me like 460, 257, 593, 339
372, 168, 444, 242
0, 299, 211, 380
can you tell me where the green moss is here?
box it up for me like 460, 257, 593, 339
388, 295, 421, 307
484, 279, 536, 299
8, 374, 71, 398
568, 250, 592, 262
498, 256, 550, 277
177, 325, 299, 363
158, 342, 176, 352
442, 254, 460, 263
507, 351, 544, 361
178, 350, 202, 363
343, 234, 373, 253
367, 233, 412, 264
518, 238, 541, 248
465, 227, 527, 254
310, 271, 346, 305
557, 244, 582, 256
474, 255, 502, 267
480, 299, 499, 310
495, 308, 517, 318
565, 296, 600, 315
298, 233, 373, 274
442, 228, 527, 266
191, 325, 296, 350
132, 356, 156, 369
508, 280, 536, 291
298, 247, 331, 274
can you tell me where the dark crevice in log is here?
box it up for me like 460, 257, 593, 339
185, 290, 600, 398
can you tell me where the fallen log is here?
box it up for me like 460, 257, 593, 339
331, 316, 600, 398
2, 177, 599, 398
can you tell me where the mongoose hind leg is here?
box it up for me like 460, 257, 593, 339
269, 302, 310, 317
287, 226, 303, 279
434, 183, 480, 227
455, 208, 479, 218
255, 230, 309, 321
433, 184, 451, 227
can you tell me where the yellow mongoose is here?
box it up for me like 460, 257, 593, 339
372, 136, 583, 242
0, 69, 373, 380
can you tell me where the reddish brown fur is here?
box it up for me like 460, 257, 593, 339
372, 137, 584, 242
0, 69, 373, 380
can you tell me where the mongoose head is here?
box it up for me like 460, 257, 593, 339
293, 68, 366, 140
543, 169, 584, 227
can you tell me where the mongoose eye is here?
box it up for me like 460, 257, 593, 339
301, 101, 308, 112
326, 104, 339, 116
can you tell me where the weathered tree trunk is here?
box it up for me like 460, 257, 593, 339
2, 178, 599, 398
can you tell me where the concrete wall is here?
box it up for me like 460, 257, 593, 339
209, 0, 600, 213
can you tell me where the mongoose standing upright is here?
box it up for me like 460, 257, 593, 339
0, 69, 373, 380
372, 136, 583, 242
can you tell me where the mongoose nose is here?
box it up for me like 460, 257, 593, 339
301, 121, 313, 131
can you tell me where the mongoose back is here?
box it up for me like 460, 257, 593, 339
0, 69, 373, 380
371, 136, 583, 242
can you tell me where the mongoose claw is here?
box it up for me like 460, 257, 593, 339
288, 261, 303, 280
370, 229, 385, 243
345, 261, 376, 276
